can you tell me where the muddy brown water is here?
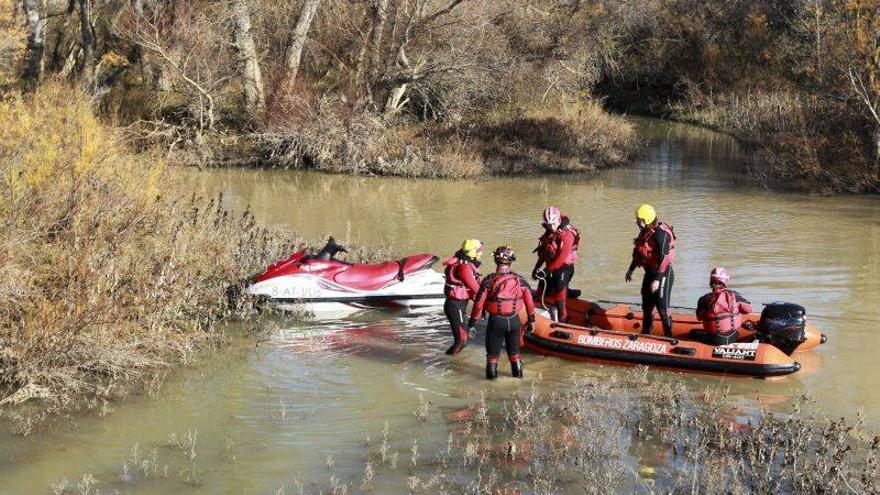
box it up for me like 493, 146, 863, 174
2, 120, 879, 493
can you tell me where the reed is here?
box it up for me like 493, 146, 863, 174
0, 82, 382, 433
50, 369, 878, 493
670, 90, 875, 194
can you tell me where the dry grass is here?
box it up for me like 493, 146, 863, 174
248, 95, 636, 178
0, 82, 383, 433
466, 98, 640, 174
0, 0, 24, 89
248, 93, 487, 179
671, 90, 878, 194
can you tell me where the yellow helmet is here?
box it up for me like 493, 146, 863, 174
634, 204, 656, 224
461, 239, 484, 259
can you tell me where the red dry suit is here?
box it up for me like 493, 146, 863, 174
471, 266, 536, 373
631, 221, 676, 275
444, 256, 481, 301
696, 289, 753, 335
471, 268, 536, 319
536, 217, 580, 270
628, 220, 676, 336
443, 253, 482, 355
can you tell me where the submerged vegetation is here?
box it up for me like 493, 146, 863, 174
47, 370, 880, 494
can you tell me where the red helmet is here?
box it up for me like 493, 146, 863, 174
710, 267, 730, 287
493, 245, 516, 265
543, 206, 561, 225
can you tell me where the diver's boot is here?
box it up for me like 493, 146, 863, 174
486, 362, 498, 380
445, 340, 466, 355
445, 326, 469, 355
511, 359, 524, 378
548, 307, 558, 322
662, 315, 674, 338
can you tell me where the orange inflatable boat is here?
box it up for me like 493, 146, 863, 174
560, 299, 826, 353
523, 298, 827, 378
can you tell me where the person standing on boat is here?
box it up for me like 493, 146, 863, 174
696, 267, 753, 345
625, 204, 676, 337
470, 246, 536, 379
531, 206, 580, 322
443, 239, 484, 355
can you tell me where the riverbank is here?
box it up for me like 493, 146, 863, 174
661, 91, 877, 195
228, 98, 639, 178
0, 83, 392, 434
6, 1, 880, 193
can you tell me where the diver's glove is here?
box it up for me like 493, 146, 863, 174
526, 314, 536, 333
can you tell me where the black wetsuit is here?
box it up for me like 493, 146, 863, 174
630, 225, 675, 336
443, 299, 469, 352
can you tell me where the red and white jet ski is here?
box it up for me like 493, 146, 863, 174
246, 238, 446, 315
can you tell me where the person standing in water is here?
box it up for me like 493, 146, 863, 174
442, 239, 484, 355
470, 246, 536, 379
531, 206, 580, 322
625, 204, 676, 337
696, 267, 753, 345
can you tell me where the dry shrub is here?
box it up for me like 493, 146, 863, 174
0, 82, 317, 431
255, 94, 634, 178
254, 94, 484, 178
673, 90, 876, 193
0, 0, 24, 89
465, 98, 640, 174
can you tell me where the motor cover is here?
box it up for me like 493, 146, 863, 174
757, 302, 807, 355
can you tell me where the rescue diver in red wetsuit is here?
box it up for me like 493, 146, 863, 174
443, 239, 483, 355
531, 206, 580, 322
696, 267, 753, 345
469, 246, 536, 379
625, 204, 676, 337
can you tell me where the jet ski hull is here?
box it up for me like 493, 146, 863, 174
246, 267, 446, 315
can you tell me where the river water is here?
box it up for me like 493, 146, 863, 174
2, 120, 879, 493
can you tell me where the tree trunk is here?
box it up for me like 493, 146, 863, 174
875, 127, 880, 180
78, 0, 95, 82
383, 82, 408, 117
21, 0, 44, 89
284, 0, 321, 83
231, 0, 265, 113
368, 0, 390, 80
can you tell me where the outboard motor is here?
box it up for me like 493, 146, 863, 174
756, 302, 807, 355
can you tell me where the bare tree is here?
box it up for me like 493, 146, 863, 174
377, 0, 473, 116
284, 0, 321, 83
21, 0, 44, 88
231, 0, 265, 113
131, 0, 143, 18
77, 0, 95, 81
368, 0, 390, 80
826, 0, 880, 177
132, 21, 218, 131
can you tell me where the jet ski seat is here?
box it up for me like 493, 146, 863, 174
333, 254, 439, 290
